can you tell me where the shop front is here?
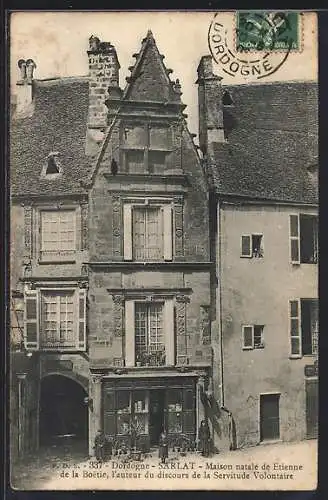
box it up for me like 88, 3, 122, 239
102, 376, 200, 451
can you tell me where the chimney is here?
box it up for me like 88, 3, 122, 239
87, 35, 122, 126
196, 56, 224, 153
86, 35, 122, 155
15, 58, 36, 116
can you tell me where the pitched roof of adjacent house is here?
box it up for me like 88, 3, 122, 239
209, 80, 318, 205
10, 77, 92, 198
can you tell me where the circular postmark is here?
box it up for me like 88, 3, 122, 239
208, 12, 298, 81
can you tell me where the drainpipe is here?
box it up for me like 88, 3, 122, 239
17, 373, 27, 457
217, 200, 225, 407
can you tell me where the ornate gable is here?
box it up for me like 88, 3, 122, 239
123, 30, 182, 104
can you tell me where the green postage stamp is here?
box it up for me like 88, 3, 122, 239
236, 12, 301, 52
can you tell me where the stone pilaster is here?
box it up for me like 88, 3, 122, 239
89, 374, 102, 456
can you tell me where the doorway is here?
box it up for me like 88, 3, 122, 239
260, 393, 280, 442
39, 375, 88, 451
149, 390, 165, 446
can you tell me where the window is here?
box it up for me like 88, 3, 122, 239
135, 302, 165, 366
41, 152, 62, 177
260, 394, 280, 441
24, 288, 86, 351
241, 234, 263, 258
133, 207, 163, 261
125, 298, 174, 367
289, 214, 318, 264
122, 124, 171, 174
40, 210, 76, 261
289, 299, 318, 357
102, 386, 196, 443
123, 201, 173, 261
242, 325, 264, 349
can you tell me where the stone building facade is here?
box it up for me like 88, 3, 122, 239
10, 32, 212, 459
10, 34, 318, 461
196, 56, 318, 450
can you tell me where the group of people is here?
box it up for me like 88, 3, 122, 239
94, 420, 212, 464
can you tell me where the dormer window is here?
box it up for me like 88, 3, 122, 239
222, 90, 234, 106
41, 152, 62, 178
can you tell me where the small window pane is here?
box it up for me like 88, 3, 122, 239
168, 412, 183, 433
291, 337, 301, 355
26, 299, 37, 320
291, 239, 300, 263
290, 300, 299, 318
290, 215, 299, 237
117, 414, 130, 434
103, 391, 115, 411
290, 318, 299, 337
117, 391, 130, 412
126, 150, 145, 174
103, 412, 116, 436
243, 326, 253, 347
26, 323, 37, 342
241, 235, 251, 257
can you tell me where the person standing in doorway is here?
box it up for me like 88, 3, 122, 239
199, 419, 211, 457
158, 430, 169, 464
94, 430, 106, 461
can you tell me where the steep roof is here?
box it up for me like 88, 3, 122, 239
210, 81, 318, 204
122, 29, 182, 103
10, 77, 91, 198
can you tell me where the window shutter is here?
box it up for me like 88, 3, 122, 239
289, 215, 300, 264
123, 204, 132, 260
24, 289, 39, 350
241, 235, 252, 257
125, 300, 135, 366
164, 299, 175, 365
289, 299, 301, 356
103, 388, 116, 437
77, 288, 87, 350
163, 205, 173, 261
242, 325, 254, 349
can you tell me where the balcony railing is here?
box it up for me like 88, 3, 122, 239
135, 350, 166, 367
40, 337, 77, 350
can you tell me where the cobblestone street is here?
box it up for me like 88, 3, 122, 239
11, 439, 317, 491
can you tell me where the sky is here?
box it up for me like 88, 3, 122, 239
10, 11, 318, 137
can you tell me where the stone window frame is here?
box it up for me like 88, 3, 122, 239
123, 196, 175, 262
120, 121, 174, 175
33, 203, 83, 264
24, 284, 87, 352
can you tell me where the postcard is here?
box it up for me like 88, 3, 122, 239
9, 10, 318, 491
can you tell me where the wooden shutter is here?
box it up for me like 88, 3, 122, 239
241, 235, 252, 257
163, 205, 173, 261
289, 299, 301, 356
289, 215, 300, 264
123, 204, 132, 260
164, 299, 175, 365
125, 300, 135, 367
77, 289, 87, 350
183, 387, 196, 436
103, 388, 116, 437
242, 325, 254, 349
24, 289, 39, 350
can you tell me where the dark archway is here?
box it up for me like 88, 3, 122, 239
39, 375, 88, 451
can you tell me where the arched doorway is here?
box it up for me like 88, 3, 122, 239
39, 375, 88, 453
